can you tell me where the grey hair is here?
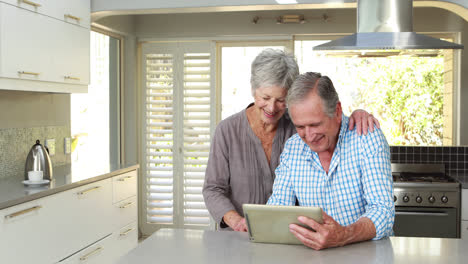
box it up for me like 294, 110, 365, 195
287, 72, 340, 117
250, 49, 299, 95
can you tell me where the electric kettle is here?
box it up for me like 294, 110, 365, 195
24, 140, 53, 181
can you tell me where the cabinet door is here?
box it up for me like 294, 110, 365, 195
0, 3, 56, 82
1, 0, 90, 27
0, 3, 90, 86
462, 189, 467, 220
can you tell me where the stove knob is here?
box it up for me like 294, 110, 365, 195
416, 196, 422, 203
428, 196, 436, 203
441, 196, 448, 203
403, 195, 410, 203
394, 196, 397, 202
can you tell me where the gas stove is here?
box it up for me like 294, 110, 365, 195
392, 163, 460, 207
391, 163, 461, 238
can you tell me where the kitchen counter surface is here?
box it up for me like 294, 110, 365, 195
0, 163, 139, 210
117, 229, 468, 264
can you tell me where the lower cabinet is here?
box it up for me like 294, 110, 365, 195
0, 169, 138, 264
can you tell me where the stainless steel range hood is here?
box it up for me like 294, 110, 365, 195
314, 0, 463, 50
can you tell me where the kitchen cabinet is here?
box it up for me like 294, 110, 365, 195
0, 0, 90, 93
0, 169, 138, 264
462, 189, 468, 239
1, 0, 90, 28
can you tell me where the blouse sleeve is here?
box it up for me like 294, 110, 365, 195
202, 122, 237, 224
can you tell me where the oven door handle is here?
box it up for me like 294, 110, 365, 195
396, 211, 449, 217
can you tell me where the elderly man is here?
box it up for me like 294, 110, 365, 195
267, 72, 394, 250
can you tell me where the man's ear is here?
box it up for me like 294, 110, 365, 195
335, 102, 342, 119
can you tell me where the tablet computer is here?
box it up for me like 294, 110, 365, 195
243, 204, 323, 245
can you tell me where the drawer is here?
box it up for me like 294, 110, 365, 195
113, 170, 137, 203
112, 196, 138, 231
58, 234, 113, 264
0, 195, 59, 264
109, 222, 139, 263
56, 178, 113, 259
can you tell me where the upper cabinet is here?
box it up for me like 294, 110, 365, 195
0, 0, 90, 93
2, 0, 90, 28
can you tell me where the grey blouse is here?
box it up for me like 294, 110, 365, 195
202, 105, 296, 226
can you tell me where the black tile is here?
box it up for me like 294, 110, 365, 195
443, 147, 451, 154
414, 154, 421, 162
400, 146, 407, 153
457, 147, 464, 154
414, 147, 421, 154
435, 147, 442, 154
420, 147, 427, 154
428, 147, 435, 154
428, 155, 435, 162
458, 163, 464, 169
391, 154, 398, 161
450, 147, 458, 154
442, 155, 450, 162
458, 155, 464, 162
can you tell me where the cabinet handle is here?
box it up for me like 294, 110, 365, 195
119, 201, 134, 209
64, 76, 80, 81
79, 247, 103, 261
5, 205, 42, 219
118, 176, 134, 182
18, 71, 40, 76
21, 0, 41, 7
120, 228, 135, 237
77, 186, 101, 196
64, 14, 81, 22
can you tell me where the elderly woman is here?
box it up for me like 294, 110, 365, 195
202, 49, 379, 231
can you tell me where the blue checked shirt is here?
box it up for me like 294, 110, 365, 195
267, 115, 395, 240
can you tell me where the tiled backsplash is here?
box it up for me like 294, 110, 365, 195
390, 146, 467, 177
0, 126, 71, 179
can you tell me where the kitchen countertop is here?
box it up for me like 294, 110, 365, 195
117, 229, 468, 264
0, 163, 139, 210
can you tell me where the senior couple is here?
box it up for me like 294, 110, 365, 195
203, 49, 394, 250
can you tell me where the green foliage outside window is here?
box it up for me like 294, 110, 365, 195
344, 56, 444, 146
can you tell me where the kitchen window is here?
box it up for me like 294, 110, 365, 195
294, 35, 457, 146
71, 30, 122, 180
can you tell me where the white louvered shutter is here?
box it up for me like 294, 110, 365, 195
142, 42, 215, 232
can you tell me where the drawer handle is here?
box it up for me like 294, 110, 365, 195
79, 247, 103, 261
64, 14, 81, 22
18, 71, 40, 76
5, 205, 42, 219
118, 176, 134, 182
119, 201, 135, 209
77, 186, 101, 196
120, 228, 135, 237
64, 76, 80, 81
21, 0, 41, 7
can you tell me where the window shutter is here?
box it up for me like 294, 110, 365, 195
182, 53, 211, 226
145, 53, 175, 224
142, 43, 214, 231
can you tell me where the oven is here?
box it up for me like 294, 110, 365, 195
392, 164, 461, 238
